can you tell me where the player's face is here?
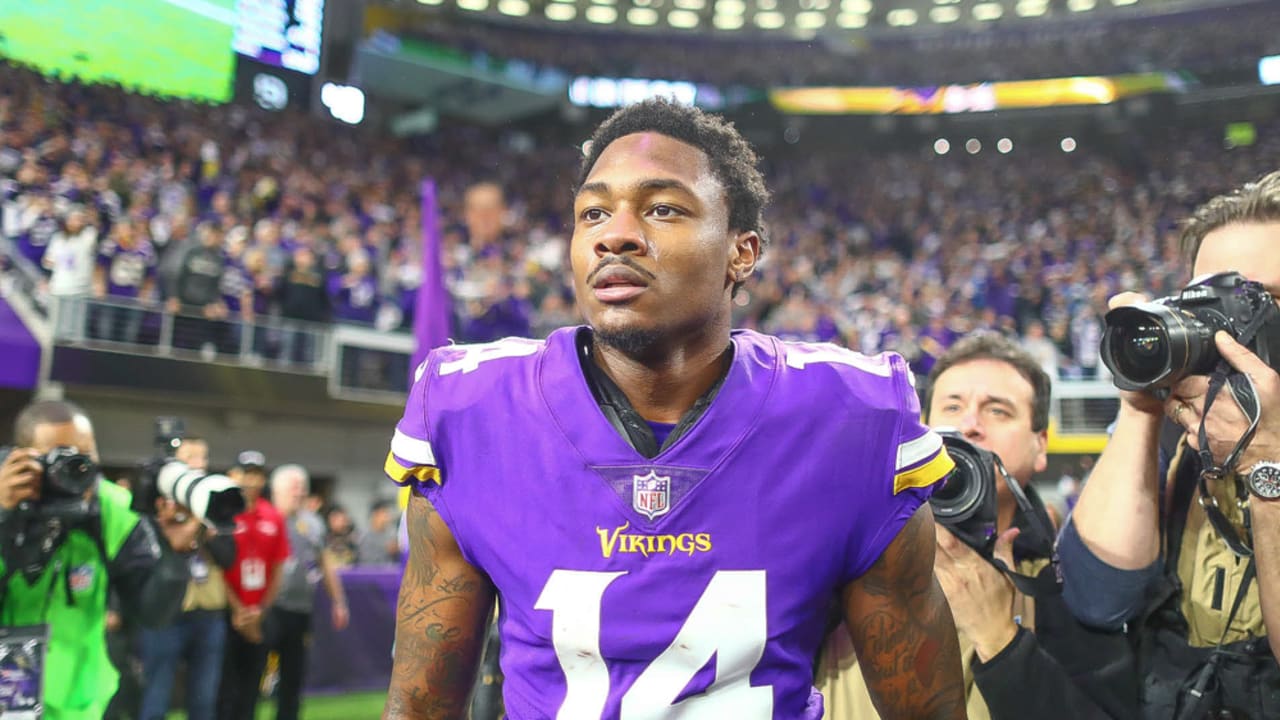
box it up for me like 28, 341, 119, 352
571, 132, 756, 351
1193, 222, 1280, 301
928, 358, 1047, 497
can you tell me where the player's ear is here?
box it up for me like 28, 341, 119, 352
728, 231, 760, 285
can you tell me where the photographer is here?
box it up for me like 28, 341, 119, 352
817, 333, 1135, 719
137, 435, 237, 720
1059, 171, 1280, 718
0, 401, 194, 720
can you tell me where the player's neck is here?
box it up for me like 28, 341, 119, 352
590, 332, 732, 425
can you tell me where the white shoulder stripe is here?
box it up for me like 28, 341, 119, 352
896, 431, 943, 471
391, 429, 437, 466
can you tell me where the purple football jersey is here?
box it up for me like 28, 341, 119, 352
386, 328, 953, 720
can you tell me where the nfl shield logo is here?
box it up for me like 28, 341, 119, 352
69, 564, 95, 593
632, 470, 671, 521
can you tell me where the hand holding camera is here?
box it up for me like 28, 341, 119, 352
1102, 271, 1280, 494
0, 449, 42, 510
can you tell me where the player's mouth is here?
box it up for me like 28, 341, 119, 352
592, 267, 649, 303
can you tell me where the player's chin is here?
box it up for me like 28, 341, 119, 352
590, 314, 664, 355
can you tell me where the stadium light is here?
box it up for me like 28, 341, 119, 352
586, 5, 618, 22
628, 7, 659, 24
933, 139, 951, 155
886, 8, 918, 25
758, 0, 778, 9
456, 0, 488, 10
796, 10, 827, 28
674, 0, 706, 9
755, 10, 786, 27
1060, 137, 1078, 153
841, 0, 872, 11
1111, 0, 1138, 5
836, 11, 868, 27
416, 0, 444, 5
669, 9, 701, 26
714, 13, 746, 27
933, 0, 960, 4
1261, 55, 1280, 85
717, 0, 746, 14
972, 2, 1003, 20
1015, 0, 1048, 16
997, 138, 1013, 154
545, 2, 576, 19
929, 6, 960, 22
321, 83, 364, 125
965, 138, 981, 154
498, 0, 530, 15
1067, 0, 1095, 11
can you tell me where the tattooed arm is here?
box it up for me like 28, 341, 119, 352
841, 504, 967, 719
383, 493, 496, 720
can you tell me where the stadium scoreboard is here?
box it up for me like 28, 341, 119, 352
233, 0, 325, 75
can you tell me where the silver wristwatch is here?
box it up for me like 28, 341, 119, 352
1245, 461, 1280, 500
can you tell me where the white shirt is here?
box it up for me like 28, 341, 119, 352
43, 226, 99, 296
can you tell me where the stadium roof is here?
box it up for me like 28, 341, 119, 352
373, 0, 1243, 36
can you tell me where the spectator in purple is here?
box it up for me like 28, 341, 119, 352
92, 218, 156, 343
328, 249, 378, 325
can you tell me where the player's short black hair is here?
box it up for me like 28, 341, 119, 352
14, 400, 90, 447
576, 99, 770, 251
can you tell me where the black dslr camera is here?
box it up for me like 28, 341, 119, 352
929, 433, 1003, 555
34, 447, 98, 514
1101, 271, 1280, 397
0, 445, 99, 519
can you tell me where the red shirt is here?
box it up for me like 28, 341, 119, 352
224, 497, 290, 607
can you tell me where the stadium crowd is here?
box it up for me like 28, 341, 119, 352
408, 0, 1280, 87
2, 59, 1279, 379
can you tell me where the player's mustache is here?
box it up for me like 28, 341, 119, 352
587, 256, 656, 286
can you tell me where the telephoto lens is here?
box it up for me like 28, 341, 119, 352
155, 462, 246, 532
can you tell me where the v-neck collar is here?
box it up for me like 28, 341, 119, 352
538, 326, 775, 470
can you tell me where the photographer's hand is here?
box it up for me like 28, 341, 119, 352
154, 498, 203, 552
0, 448, 42, 510
935, 525, 1021, 662
1165, 332, 1280, 469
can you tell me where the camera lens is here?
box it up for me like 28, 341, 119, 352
1102, 302, 1221, 392
1112, 319, 1169, 386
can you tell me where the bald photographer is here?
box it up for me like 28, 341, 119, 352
0, 401, 196, 720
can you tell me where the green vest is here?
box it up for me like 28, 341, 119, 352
0, 481, 139, 720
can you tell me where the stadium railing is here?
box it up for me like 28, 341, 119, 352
1, 245, 1123, 436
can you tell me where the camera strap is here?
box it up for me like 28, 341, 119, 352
989, 469, 1062, 598
1193, 302, 1274, 559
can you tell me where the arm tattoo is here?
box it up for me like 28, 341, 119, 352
843, 505, 966, 719
383, 494, 495, 720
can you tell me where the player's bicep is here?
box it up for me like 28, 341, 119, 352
385, 493, 494, 720
841, 504, 966, 720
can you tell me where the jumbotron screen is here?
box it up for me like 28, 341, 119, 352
0, 0, 324, 103
0, 0, 238, 102
233, 0, 325, 76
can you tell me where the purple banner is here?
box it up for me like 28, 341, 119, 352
306, 567, 401, 695
0, 298, 40, 390
411, 179, 451, 382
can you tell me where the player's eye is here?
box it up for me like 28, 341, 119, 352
580, 208, 607, 222
650, 204, 682, 218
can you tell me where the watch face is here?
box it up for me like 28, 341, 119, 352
1249, 464, 1280, 500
